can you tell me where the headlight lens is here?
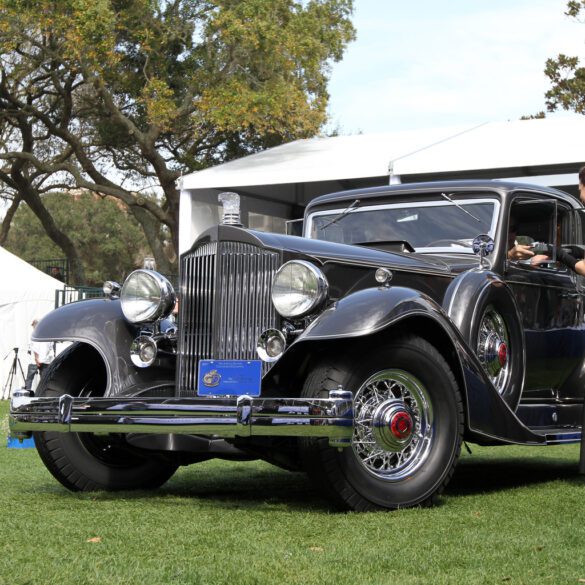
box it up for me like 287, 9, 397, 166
120, 270, 176, 323
271, 260, 328, 318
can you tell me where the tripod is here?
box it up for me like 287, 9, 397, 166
2, 348, 26, 400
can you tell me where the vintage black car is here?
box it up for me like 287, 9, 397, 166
9, 180, 585, 511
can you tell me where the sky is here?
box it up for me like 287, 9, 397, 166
326, 0, 585, 134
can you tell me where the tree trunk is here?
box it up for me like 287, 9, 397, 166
0, 195, 22, 246
15, 181, 86, 285
129, 204, 175, 278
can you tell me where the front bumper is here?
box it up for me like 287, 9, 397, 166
9, 390, 354, 448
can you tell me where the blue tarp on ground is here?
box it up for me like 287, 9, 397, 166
7, 436, 35, 449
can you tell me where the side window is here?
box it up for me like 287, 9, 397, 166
567, 209, 585, 247
558, 204, 575, 247
562, 207, 585, 286
508, 198, 560, 271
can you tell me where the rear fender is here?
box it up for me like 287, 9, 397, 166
33, 299, 175, 397
266, 286, 542, 445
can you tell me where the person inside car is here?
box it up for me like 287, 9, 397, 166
507, 219, 535, 262
528, 167, 585, 275
507, 212, 585, 275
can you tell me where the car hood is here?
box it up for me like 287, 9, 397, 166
249, 230, 479, 275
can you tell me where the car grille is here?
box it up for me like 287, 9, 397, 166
177, 240, 281, 394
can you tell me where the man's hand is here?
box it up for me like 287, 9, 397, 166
508, 244, 534, 261
530, 254, 551, 266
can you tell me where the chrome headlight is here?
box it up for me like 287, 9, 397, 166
120, 269, 176, 323
271, 260, 328, 318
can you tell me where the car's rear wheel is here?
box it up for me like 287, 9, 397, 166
33, 343, 178, 492
300, 335, 463, 511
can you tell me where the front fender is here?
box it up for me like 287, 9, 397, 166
34, 299, 175, 397
300, 286, 446, 340
267, 285, 543, 445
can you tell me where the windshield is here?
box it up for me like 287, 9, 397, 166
307, 198, 499, 252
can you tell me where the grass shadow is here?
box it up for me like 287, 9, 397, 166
20, 447, 585, 511
448, 453, 585, 497
27, 462, 341, 512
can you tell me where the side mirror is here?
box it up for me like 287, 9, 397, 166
472, 234, 494, 269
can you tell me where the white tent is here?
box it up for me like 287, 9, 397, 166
0, 246, 64, 398
178, 116, 585, 253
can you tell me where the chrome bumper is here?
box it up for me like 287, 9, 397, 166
9, 390, 354, 447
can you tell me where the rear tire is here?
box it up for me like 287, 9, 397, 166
33, 343, 178, 492
300, 335, 463, 511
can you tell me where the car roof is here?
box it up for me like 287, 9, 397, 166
305, 179, 580, 214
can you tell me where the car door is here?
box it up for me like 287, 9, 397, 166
504, 196, 585, 400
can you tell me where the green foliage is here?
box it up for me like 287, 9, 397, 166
0, 0, 355, 268
545, 2, 585, 113
0, 0, 355, 144
2, 398, 585, 585
4, 192, 152, 285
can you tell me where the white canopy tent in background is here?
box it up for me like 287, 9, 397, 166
0, 246, 64, 397
178, 116, 585, 253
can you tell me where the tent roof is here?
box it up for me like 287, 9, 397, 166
0, 246, 65, 295
0, 247, 64, 397
179, 116, 585, 190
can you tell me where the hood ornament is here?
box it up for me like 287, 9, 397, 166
218, 192, 242, 226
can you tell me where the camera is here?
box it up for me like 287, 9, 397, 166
530, 242, 550, 255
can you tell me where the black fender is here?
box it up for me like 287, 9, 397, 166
33, 299, 176, 397
266, 285, 543, 445
443, 269, 525, 410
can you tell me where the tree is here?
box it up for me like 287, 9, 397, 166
545, 1, 585, 113
0, 0, 355, 276
4, 191, 154, 286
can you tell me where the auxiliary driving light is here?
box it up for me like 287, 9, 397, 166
103, 280, 121, 298
130, 335, 158, 368
257, 329, 286, 362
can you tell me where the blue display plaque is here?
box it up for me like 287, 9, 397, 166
197, 359, 262, 396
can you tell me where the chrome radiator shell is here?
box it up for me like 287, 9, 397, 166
177, 240, 281, 395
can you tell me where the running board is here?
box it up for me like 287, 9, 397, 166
529, 428, 582, 445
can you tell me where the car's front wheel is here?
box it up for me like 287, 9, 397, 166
300, 335, 463, 511
33, 343, 178, 492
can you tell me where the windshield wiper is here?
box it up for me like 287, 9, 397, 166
320, 199, 361, 230
441, 193, 482, 223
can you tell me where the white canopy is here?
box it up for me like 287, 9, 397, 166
0, 246, 64, 397
178, 116, 585, 252
179, 117, 585, 190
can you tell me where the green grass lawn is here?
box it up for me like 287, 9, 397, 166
2, 400, 585, 585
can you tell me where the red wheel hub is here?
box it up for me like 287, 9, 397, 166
390, 411, 413, 440
498, 342, 508, 367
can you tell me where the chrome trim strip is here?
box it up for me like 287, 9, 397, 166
10, 392, 354, 447
544, 431, 581, 445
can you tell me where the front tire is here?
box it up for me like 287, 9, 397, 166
301, 335, 463, 511
33, 343, 178, 492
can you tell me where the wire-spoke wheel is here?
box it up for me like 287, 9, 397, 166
300, 335, 463, 511
352, 369, 433, 481
476, 305, 511, 395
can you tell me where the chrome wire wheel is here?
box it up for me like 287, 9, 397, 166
352, 369, 434, 481
476, 305, 511, 395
